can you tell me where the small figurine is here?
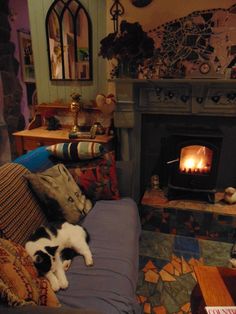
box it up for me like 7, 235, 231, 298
151, 174, 160, 190
46, 116, 61, 130
224, 187, 236, 204
43, 108, 61, 130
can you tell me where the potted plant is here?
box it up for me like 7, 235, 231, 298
99, 20, 155, 78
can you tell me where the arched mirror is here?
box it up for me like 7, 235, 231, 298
46, 0, 92, 81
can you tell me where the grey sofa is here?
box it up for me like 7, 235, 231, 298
0, 147, 141, 314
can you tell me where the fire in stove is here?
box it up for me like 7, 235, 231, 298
179, 145, 213, 175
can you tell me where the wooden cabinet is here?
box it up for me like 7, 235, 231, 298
13, 103, 113, 156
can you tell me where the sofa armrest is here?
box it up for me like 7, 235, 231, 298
0, 305, 103, 314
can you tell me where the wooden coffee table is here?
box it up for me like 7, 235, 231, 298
191, 265, 236, 313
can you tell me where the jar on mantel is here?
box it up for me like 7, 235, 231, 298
117, 60, 138, 79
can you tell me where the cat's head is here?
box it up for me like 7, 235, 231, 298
33, 245, 59, 275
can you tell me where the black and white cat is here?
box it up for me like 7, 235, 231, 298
25, 221, 93, 291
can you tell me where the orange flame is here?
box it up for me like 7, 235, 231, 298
179, 145, 213, 174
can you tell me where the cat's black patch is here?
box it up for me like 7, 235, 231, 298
34, 250, 51, 275
45, 245, 58, 256
47, 221, 64, 236
61, 248, 78, 261
28, 226, 50, 242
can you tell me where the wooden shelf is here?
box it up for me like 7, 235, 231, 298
36, 102, 100, 111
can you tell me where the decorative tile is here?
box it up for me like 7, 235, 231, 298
145, 269, 160, 283
173, 235, 200, 259
137, 230, 231, 313
140, 230, 175, 260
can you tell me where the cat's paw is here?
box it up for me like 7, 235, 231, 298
59, 277, 69, 290
62, 260, 72, 271
50, 278, 60, 292
85, 256, 94, 266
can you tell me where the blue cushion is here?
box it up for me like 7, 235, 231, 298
13, 146, 54, 172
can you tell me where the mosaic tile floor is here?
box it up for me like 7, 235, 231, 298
136, 230, 233, 314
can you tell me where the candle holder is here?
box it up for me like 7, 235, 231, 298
70, 93, 82, 133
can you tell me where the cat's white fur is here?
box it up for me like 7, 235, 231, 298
25, 222, 93, 291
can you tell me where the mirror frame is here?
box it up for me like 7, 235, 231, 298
45, 0, 93, 81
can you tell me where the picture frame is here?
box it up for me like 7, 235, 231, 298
17, 30, 35, 83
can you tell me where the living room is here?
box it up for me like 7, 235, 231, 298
1, 0, 236, 313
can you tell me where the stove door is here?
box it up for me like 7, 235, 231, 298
169, 140, 220, 191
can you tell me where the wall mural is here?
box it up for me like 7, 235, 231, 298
140, 4, 236, 79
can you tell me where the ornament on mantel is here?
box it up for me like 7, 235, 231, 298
224, 187, 236, 204
95, 94, 116, 115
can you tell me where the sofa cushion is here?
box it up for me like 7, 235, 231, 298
0, 163, 48, 245
0, 238, 60, 308
67, 151, 120, 201
57, 198, 141, 314
47, 142, 105, 161
24, 164, 93, 224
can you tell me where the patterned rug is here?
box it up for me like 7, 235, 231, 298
136, 230, 232, 314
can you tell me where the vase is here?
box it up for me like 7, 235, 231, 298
118, 60, 138, 78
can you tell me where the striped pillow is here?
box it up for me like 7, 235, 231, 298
0, 163, 48, 245
47, 142, 105, 161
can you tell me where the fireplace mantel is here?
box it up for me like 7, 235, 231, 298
113, 79, 236, 201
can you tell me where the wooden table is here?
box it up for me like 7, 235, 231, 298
191, 266, 236, 313
13, 127, 113, 156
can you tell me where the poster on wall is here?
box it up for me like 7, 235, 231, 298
17, 30, 35, 83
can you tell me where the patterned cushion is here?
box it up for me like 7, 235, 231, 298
24, 164, 93, 224
47, 142, 105, 161
0, 238, 60, 307
0, 163, 48, 245
67, 151, 120, 201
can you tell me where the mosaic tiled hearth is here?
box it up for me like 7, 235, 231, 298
141, 189, 236, 243
136, 230, 232, 314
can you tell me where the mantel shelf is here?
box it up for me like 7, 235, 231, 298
112, 78, 236, 84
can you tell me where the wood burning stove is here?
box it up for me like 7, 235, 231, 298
165, 128, 223, 203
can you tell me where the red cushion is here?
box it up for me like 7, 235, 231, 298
67, 151, 120, 201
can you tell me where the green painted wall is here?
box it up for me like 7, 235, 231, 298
27, 0, 107, 105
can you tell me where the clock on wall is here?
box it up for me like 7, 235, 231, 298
131, 0, 153, 8
186, 61, 223, 79
199, 62, 211, 75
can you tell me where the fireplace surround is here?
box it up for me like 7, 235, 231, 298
114, 79, 236, 202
